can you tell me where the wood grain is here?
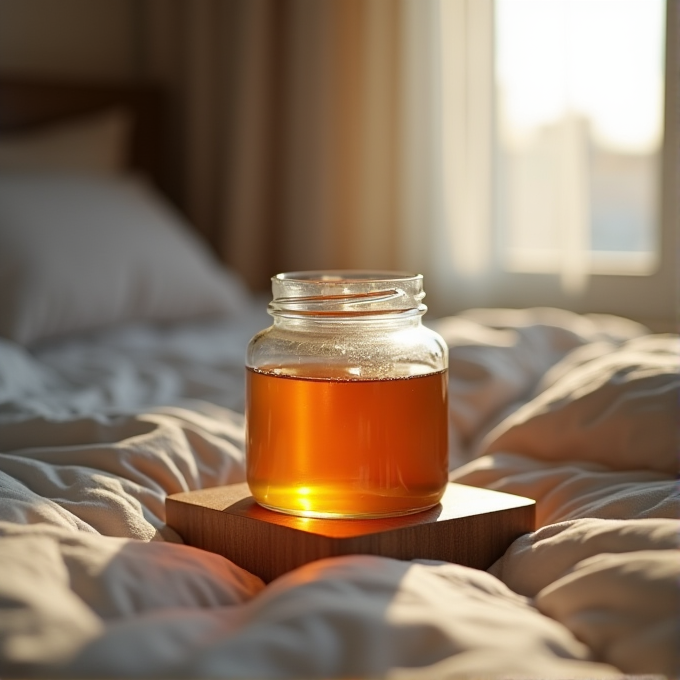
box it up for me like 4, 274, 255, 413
166, 483, 535, 583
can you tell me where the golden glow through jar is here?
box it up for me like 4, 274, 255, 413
245, 271, 449, 519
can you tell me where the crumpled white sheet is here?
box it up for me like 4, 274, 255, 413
487, 518, 680, 677
0, 522, 617, 679
0, 302, 270, 424
429, 307, 649, 467
0, 405, 246, 540
447, 325, 679, 677
449, 452, 678, 527
0, 306, 677, 678
449, 457, 679, 677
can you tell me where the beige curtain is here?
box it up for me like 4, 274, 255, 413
138, 0, 453, 299
136, 0, 677, 325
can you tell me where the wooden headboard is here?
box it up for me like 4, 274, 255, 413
0, 76, 168, 195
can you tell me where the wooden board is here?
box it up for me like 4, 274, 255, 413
166, 483, 535, 583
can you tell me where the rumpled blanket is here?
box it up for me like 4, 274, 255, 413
1, 307, 677, 678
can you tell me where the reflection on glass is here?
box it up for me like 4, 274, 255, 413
495, 0, 666, 285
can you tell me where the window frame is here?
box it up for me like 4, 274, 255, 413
438, 0, 677, 330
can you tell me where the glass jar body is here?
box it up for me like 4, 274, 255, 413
245, 272, 449, 519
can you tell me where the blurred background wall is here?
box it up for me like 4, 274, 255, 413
0, 0, 139, 79
0, 0, 676, 327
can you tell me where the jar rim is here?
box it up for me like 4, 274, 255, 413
269, 270, 426, 319
273, 270, 422, 284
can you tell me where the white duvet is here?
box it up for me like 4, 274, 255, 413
1, 305, 678, 678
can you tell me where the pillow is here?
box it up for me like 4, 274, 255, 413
477, 335, 680, 475
0, 109, 130, 175
0, 173, 250, 344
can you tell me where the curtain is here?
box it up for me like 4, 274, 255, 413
136, 0, 676, 324
138, 0, 470, 314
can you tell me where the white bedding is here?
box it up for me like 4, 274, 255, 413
1, 304, 678, 678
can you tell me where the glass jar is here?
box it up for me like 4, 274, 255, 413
245, 271, 449, 519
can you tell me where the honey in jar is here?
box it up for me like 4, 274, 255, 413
245, 271, 449, 519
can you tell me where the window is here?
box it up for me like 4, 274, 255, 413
496, 0, 666, 292
438, 0, 676, 325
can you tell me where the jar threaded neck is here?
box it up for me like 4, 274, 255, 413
269, 270, 426, 319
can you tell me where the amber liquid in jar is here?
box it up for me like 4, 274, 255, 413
246, 365, 448, 518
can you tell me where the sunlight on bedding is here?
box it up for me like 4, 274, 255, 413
1, 303, 677, 677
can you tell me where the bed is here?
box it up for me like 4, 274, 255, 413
0, 77, 678, 679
